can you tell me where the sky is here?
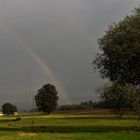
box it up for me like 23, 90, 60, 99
0, 0, 139, 111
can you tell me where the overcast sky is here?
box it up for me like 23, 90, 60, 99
0, 0, 139, 110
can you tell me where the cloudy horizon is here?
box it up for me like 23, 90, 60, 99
0, 0, 139, 111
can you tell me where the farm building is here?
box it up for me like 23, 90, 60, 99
0, 111, 3, 116
13, 112, 18, 116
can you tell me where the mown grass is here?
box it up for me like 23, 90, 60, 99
0, 114, 140, 140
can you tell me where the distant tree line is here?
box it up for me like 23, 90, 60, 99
56, 100, 101, 111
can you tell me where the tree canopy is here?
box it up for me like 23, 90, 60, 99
99, 83, 137, 117
93, 6, 140, 117
2, 103, 17, 115
93, 7, 140, 86
35, 83, 59, 114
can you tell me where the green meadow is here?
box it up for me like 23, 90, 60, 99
0, 114, 140, 140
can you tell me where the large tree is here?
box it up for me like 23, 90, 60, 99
2, 103, 17, 115
93, 7, 140, 86
35, 83, 59, 114
99, 83, 137, 117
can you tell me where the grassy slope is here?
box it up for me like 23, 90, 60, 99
0, 115, 139, 140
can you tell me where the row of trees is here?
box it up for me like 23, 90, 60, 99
93, 7, 140, 118
0, 84, 59, 115
56, 100, 99, 111
37, 6, 140, 116
31, 7, 140, 117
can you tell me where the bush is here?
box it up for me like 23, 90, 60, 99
15, 117, 21, 121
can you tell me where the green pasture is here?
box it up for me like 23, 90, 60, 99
0, 114, 140, 140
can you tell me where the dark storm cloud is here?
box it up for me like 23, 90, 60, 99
0, 0, 139, 110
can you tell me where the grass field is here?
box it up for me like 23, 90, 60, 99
0, 114, 140, 140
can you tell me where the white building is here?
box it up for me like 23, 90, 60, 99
0, 112, 3, 116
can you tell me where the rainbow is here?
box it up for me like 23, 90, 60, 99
0, 24, 72, 104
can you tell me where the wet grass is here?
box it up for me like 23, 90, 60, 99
0, 114, 139, 139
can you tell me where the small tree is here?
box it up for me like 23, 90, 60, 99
35, 83, 59, 114
2, 103, 17, 115
99, 83, 137, 118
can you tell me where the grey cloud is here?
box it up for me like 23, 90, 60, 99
0, 0, 139, 110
